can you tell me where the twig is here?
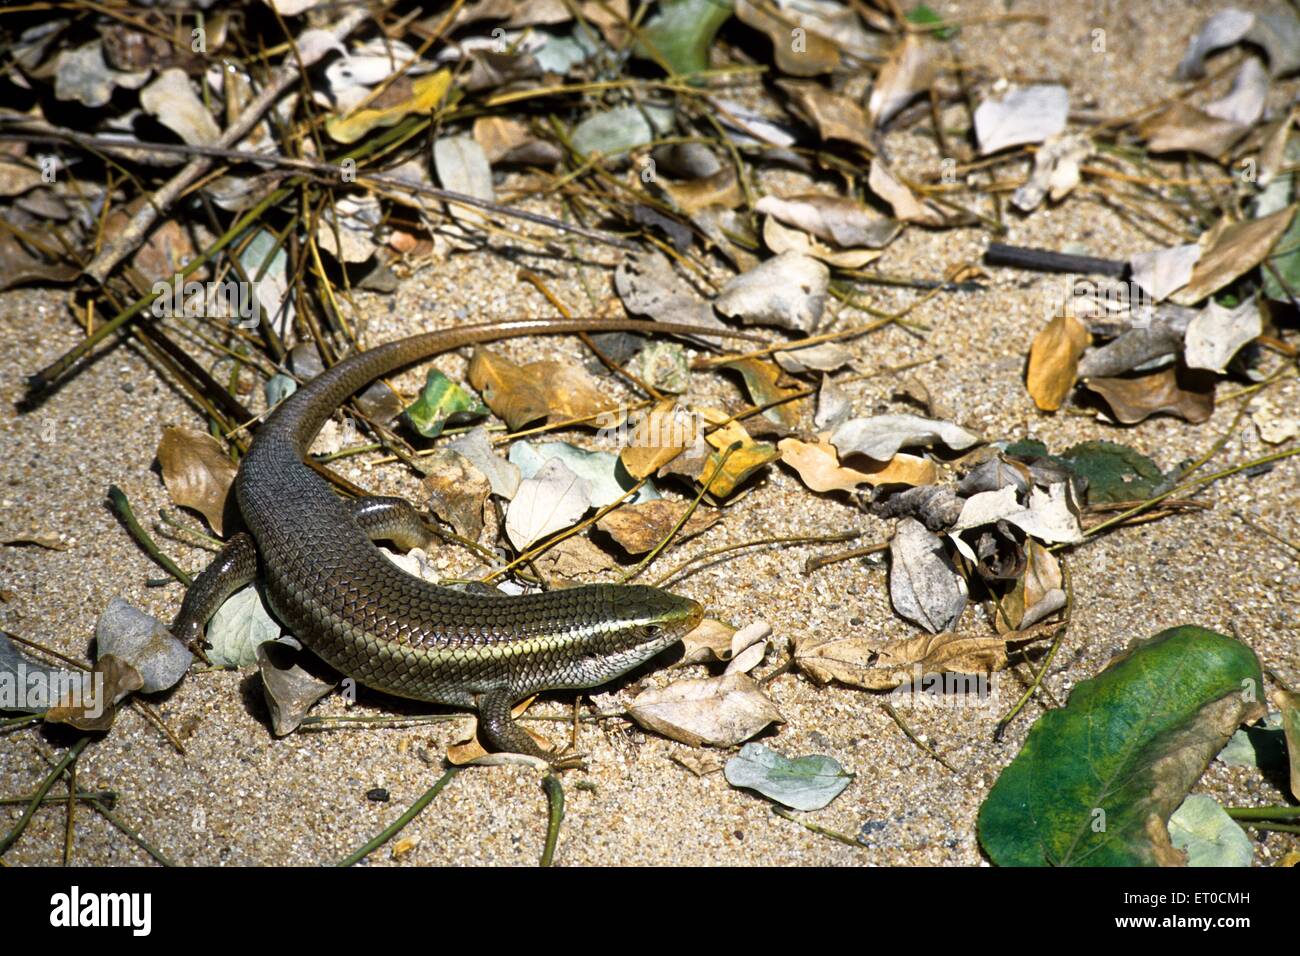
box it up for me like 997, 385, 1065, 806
880, 701, 958, 773
771, 806, 865, 849
0, 737, 90, 857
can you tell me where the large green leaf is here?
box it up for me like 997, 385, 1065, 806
636, 0, 733, 76
978, 626, 1263, 866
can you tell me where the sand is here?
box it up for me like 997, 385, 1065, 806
2, 0, 1298, 866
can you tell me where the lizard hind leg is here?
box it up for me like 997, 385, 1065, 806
477, 688, 586, 770
347, 496, 437, 552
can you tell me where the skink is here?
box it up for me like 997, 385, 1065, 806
171, 319, 737, 766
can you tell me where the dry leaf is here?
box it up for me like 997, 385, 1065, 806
761, 214, 883, 269
620, 401, 700, 479
1183, 299, 1261, 372
662, 168, 743, 215
734, 0, 839, 76
681, 617, 737, 664
1027, 312, 1090, 411
504, 459, 592, 549
469, 349, 616, 430
327, 70, 452, 144
889, 518, 968, 634
714, 252, 829, 332
778, 437, 872, 493
831, 413, 981, 461
996, 539, 1066, 633
702, 420, 780, 497
1173, 205, 1297, 304
974, 85, 1069, 155
628, 672, 784, 747
795, 630, 1008, 691
868, 160, 945, 226
755, 193, 901, 249
723, 357, 806, 431
156, 426, 238, 535
530, 534, 616, 580
596, 499, 720, 554
867, 33, 937, 128
422, 449, 490, 541
1086, 366, 1215, 425
778, 80, 870, 148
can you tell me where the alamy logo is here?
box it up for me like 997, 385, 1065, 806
151, 273, 258, 327
0, 661, 104, 719
49, 886, 151, 936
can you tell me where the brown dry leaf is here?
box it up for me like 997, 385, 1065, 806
853, 452, 938, 487
778, 437, 873, 493
868, 160, 945, 226
794, 630, 1008, 691
663, 168, 743, 215
867, 33, 937, 128
755, 193, 902, 249
530, 534, 616, 580
777, 80, 870, 148
1138, 102, 1249, 159
1027, 312, 1090, 411
468, 348, 616, 430
1171, 204, 1298, 305
995, 539, 1066, 633
734, 0, 839, 76
473, 116, 532, 162
0, 232, 78, 291
621, 401, 701, 479
724, 357, 806, 431
627, 672, 784, 747
44, 655, 143, 732
421, 449, 490, 541
1, 530, 68, 550
702, 420, 780, 497
1085, 366, 1215, 425
157, 426, 238, 535
596, 499, 720, 554
681, 617, 737, 664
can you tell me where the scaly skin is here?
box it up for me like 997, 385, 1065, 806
171, 319, 734, 765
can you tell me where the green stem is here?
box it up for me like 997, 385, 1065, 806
108, 485, 193, 586
0, 736, 90, 857
336, 768, 459, 867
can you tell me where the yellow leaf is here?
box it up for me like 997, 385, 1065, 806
326, 70, 453, 144
1026, 312, 1090, 411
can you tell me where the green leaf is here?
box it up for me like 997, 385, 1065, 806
1167, 795, 1253, 867
207, 585, 280, 668
724, 742, 852, 811
1058, 440, 1170, 504
907, 3, 958, 40
1276, 690, 1300, 801
636, 0, 733, 76
403, 369, 487, 439
978, 626, 1264, 866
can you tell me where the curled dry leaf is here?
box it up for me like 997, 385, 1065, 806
422, 448, 491, 541
889, 517, 968, 634
755, 193, 902, 249
868, 160, 946, 226
762, 214, 882, 269
504, 458, 592, 550
681, 617, 737, 664
596, 498, 720, 554
469, 348, 617, 430
1170, 204, 1297, 305
734, 0, 839, 76
326, 69, 452, 144
831, 413, 981, 462
1129, 243, 1201, 301
615, 249, 730, 342
723, 357, 806, 432
447, 427, 521, 499
663, 168, 744, 215
1026, 312, 1090, 411
1183, 299, 1261, 372
995, 540, 1066, 632
774, 341, 853, 374
814, 373, 852, 430
96, 597, 192, 693
433, 135, 495, 228
714, 251, 829, 332
794, 630, 1008, 692
620, 401, 700, 478
867, 33, 937, 128
701, 419, 780, 497
530, 534, 616, 580
140, 68, 220, 146
257, 642, 336, 737
777, 80, 870, 148
628, 672, 784, 748
1085, 365, 1215, 425
45, 655, 143, 732
157, 425, 238, 535
1012, 133, 1092, 212
778, 437, 873, 493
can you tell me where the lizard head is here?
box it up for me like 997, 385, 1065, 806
578, 585, 703, 686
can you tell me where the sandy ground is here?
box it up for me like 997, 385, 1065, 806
2, 0, 1298, 866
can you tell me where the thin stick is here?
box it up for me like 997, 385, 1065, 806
880, 702, 958, 774
653, 531, 861, 587
0, 737, 90, 857
771, 806, 865, 849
